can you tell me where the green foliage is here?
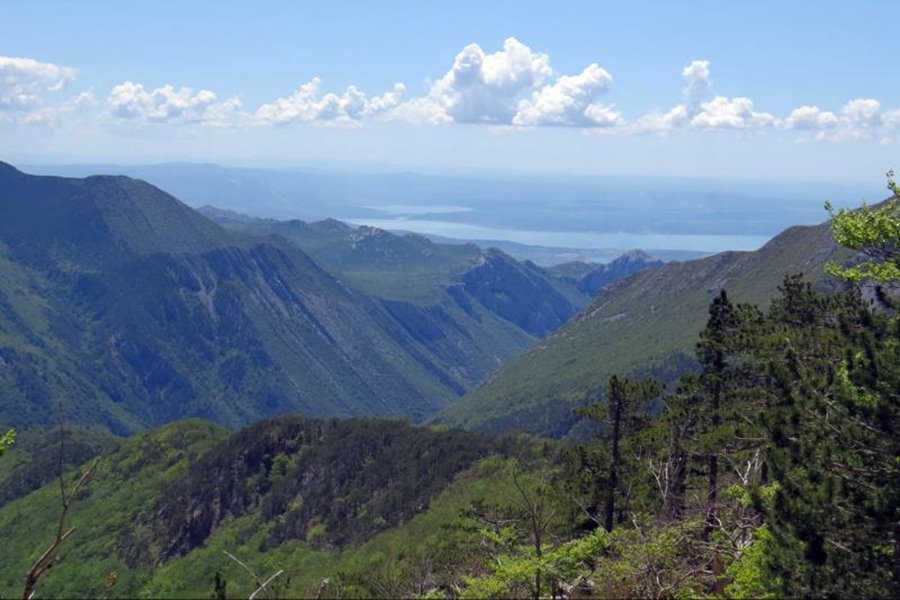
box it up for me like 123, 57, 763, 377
438, 212, 844, 438
758, 282, 899, 597
0, 417, 545, 599
2, 171, 897, 598
574, 375, 661, 531
559, 268, 897, 598
0, 425, 119, 505
0, 420, 228, 598
129, 416, 513, 565
825, 170, 900, 283
0, 428, 13, 457
3, 266, 896, 598
724, 526, 780, 599
459, 528, 609, 599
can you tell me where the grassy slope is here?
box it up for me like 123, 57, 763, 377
435, 220, 847, 437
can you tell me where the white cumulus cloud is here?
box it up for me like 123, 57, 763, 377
636, 60, 774, 133
791, 98, 898, 142
512, 63, 621, 127
884, 109, 900, 127
6, 47, 900, 141
682, 60, 712, 111
691, 96, 776, 129
0, 55, 76, 121
784, 105, 839, 130
840, 98, 882, 130
256, 78, 405, 126
394, 37, 555, 125
105, 81, 243, 126
393, 37, 623, 129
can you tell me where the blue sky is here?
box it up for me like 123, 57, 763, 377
2, 0, 899, 181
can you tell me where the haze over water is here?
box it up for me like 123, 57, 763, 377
345, 217, 771, 253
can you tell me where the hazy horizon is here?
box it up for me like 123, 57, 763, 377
3, 1, 899, 182
14, 160, 885, 257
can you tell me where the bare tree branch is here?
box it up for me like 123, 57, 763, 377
223, 550, 284, 600
249, 570, 283, 600
23, 456, 99, 600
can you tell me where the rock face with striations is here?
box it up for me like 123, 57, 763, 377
0, 163, 486, 432
455, 249, 578, 336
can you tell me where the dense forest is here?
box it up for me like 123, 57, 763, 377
0, 176, 898, 598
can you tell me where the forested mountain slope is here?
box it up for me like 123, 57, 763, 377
0, 418, 536, 598
201, 206, 662, 388
435, 218, 849, 437
0, 164, 509, 431
0, 164, 663, 434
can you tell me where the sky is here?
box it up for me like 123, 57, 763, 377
1, 0, 899, 182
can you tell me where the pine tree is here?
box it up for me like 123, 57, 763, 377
577, 375, 661, 532
648, 376, 702, 522
212, 571, 227, 600
695, 290, 760, 537
754, 181, 900, 596
760, 278, 900, 597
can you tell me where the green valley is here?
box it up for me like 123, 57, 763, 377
0, 174, 897, 599
435, 217, 851, 437
0, 164, 659, 435
3, 8, 899, 597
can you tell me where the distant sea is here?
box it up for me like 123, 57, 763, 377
345, 217, 771, 253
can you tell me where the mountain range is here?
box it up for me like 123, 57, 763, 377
0, 163, 657, 434
1, 162, 890, 599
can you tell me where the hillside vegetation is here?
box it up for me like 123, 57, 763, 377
436, 217, 850, 437
0, 178, 896, 599
0, 418, 554, 598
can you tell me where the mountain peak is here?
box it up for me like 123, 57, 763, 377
0, 161, 23, 178
614, 249, 654, 263
469, 247, 511, 267
310, 218, 353, 233
0, 167, 232, 266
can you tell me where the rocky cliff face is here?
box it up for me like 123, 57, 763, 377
454, 249, 579, 337
200, 210, 668, 408
122, 417, 501, 566
0, 165, 480, 431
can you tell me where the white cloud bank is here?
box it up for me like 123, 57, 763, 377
783, 98, 900, 142
513, 64, 621, 127
633, 59, 900, 142
392, 37, 621, 128
0, 56, 75, 121
106, 82, 244, 126
256, 78, 405, 126
1, 46, 898, 143
636, 60, 775, 132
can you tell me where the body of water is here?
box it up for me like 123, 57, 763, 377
344, 217, 772, 253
